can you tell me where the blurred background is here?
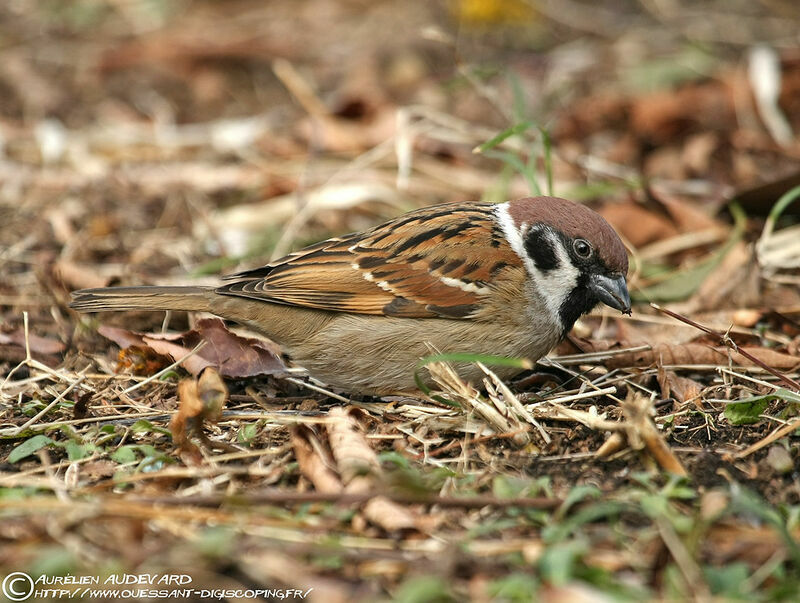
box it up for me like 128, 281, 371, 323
2, 2, 800, 601
2, 0, 799, 331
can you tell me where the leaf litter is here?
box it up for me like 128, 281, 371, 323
1, 1, 800, 600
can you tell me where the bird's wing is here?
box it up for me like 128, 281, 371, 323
217, 203, 521, 319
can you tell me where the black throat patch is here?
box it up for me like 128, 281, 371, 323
558, 273, 597, 335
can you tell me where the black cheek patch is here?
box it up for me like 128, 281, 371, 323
524, 229, 558, 272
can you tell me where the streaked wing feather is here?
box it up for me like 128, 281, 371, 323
217, 203, 520, 318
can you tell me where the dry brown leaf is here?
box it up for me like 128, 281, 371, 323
0, 329, 66, 355
704, 521, 798, 567
168, 368, 230, 459
630, 82, 734, 144
620, 392, 687, 476
643, 146, 686, 181
326, 407, 380, 491
141, 338, 215, 375
325, 407, 418, 532
115, 345, 173, 376
362, 496, 417, 533
98, 318, 286, 377
297, 109, 396, 154
657, 365, 703, 409
53, 258, 110, 291
651, 189, 722, 233
197, 367, 227, 424
599, 201, 678, 247
169, 379, 203, 459
290, 425, 343, 494
682, 132, 719, 174
589, 341, 800, 370
688, 242, 761, 312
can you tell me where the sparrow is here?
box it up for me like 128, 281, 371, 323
70, 196, 630, 393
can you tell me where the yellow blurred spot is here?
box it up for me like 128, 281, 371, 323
452, 0, 536, 24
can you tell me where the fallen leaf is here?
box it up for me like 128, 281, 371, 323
687, 242, 761, 311
652, 189, 722, 233
290, 425, 343, 494
98, 318, 286, 377
169, 368, 230, 459
0, 329, 66, 355
599, 201, 678, 247
53, 258, 110, 291
326, 407, 381, 490
657, 365, 703, 408
568, 340, 800, 371
326, 407, 418, 532
620, 392, 687, 476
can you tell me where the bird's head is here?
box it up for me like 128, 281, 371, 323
497, 196, 631, 334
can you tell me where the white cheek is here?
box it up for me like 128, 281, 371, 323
495, 203, 578, 323
496, 203, 537, 277
534, 232, 579, 320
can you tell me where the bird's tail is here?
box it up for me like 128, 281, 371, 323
70, 286, 214, 313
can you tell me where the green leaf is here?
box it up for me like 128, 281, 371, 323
474, 121, 533, 154
632, 256, 722, 302
723, 399, 769, 425
418, 353, 532, 370
557, 485, 602, 517
539, 541, 586, 585
492, 475, 530, 499
763, 184, 800, 233
508, 72, 527, 124
130, 419, 171, 436
65, 440, 91, 461
488, 573, 539, 601
7, 435, 55, 463
484, 149, 542, 196
111, 445, 138, 464
704, 563, 751, 598
393, 575, 456, 603
378, 450, 411, 469
237, 423, 258, 445
543, 501, 625, 543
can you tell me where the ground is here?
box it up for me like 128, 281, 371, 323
1, 1, 800, 601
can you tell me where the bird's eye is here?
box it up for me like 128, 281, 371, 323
573, 238, 593, 259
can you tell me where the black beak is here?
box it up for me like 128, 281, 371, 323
589, 273, 631, 315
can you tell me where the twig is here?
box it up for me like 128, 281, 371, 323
283, 376, 351, 403
735, 416, 800, 459
415, 428, 531, 459
656, 517, 712, 602
651, 303, 800, 391
11, 373, 87, 436
130, 490, 563, 510
524, 385, 619, 408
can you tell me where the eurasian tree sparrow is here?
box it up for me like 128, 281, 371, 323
71, 196, 630, 393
